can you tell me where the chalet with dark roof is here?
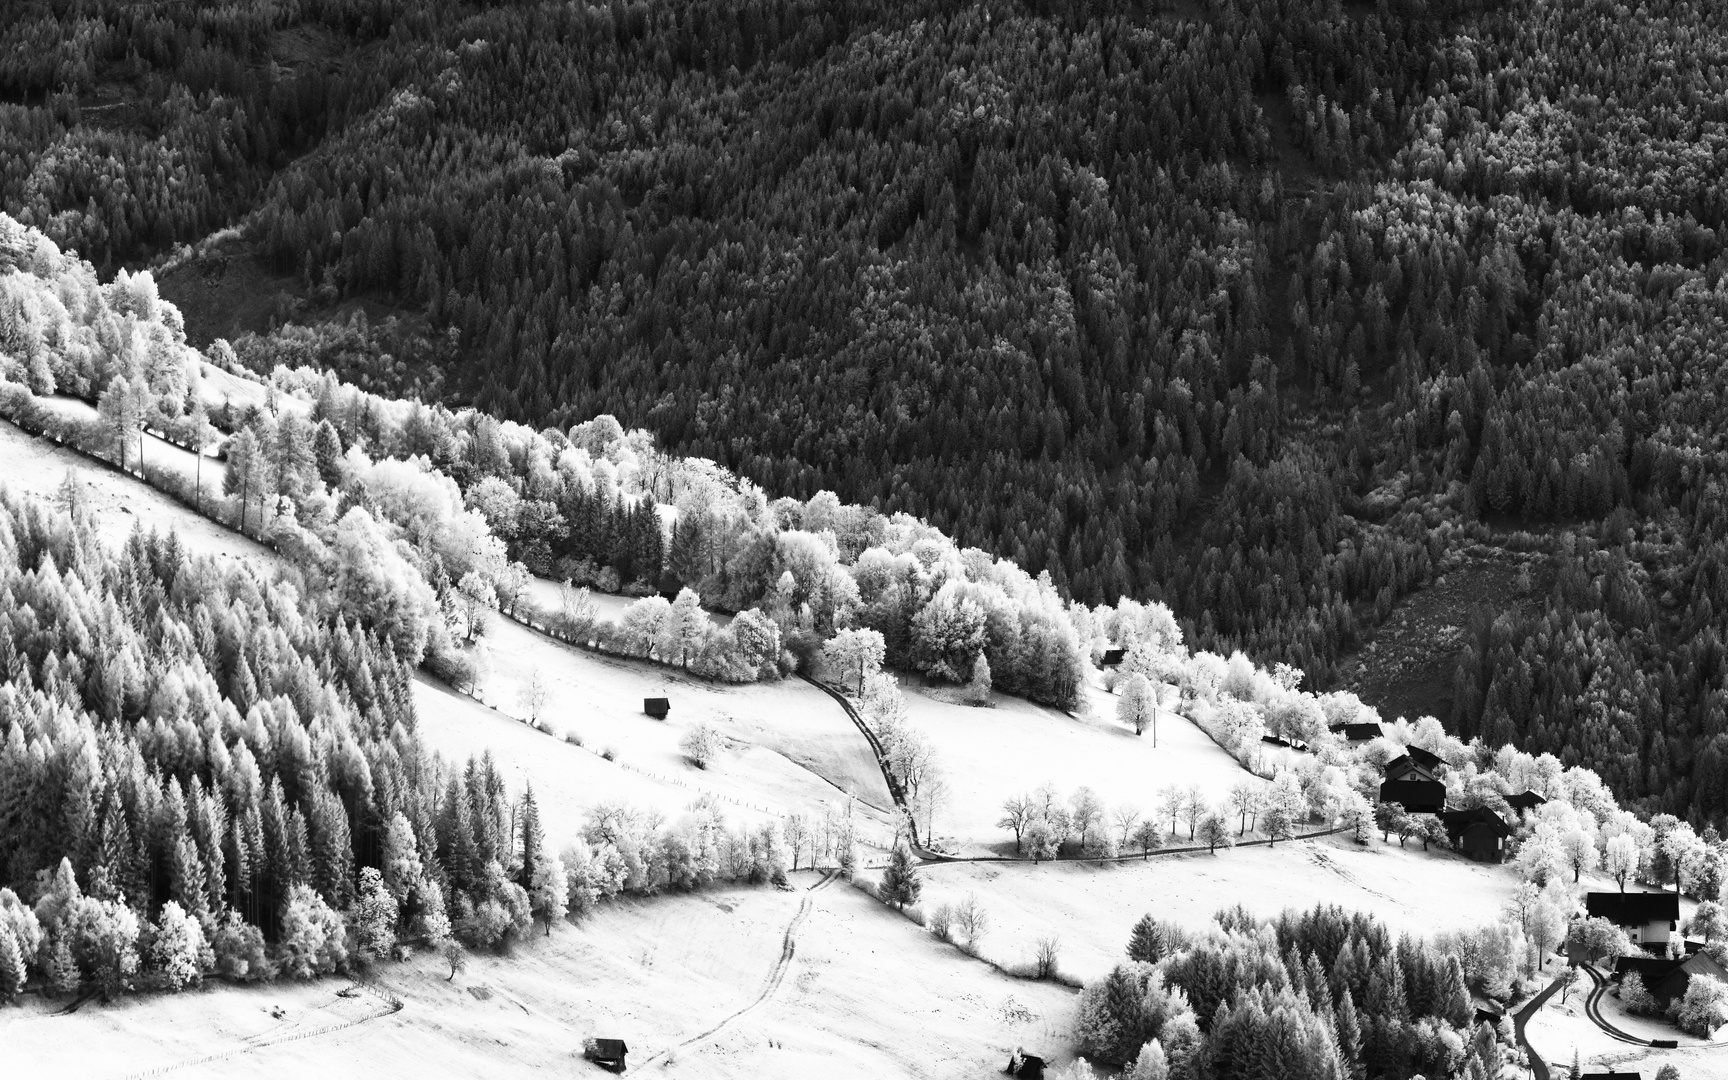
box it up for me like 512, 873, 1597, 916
1587, 891, 1680, 950
1506, 789, 1547, 812
1613, 951, 1728, 1008
1440, 806, 1512, 863
1379, 756, 1446, 814
1329, 721, 1384, 742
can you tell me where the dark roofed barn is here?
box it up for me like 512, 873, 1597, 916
583, 1038, 628, 1072
1100, 648, 1125, 668
1004, 1049, 1046, 1078
1579, 1073, 1644, 1080
1612, 951, 1728, 1008
644, 697, 670, 719
1329, 722, 1384, 742
1440, 806, 1512, 863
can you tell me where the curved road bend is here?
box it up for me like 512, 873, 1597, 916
1514, 968, 1576, 1080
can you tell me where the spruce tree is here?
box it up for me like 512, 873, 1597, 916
1128, 913, 1161, 963
518, 784, 543, 889
879, 842, 921, 910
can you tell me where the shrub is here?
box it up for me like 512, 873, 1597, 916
927, 903, 954, 942
1621, 971, 1658, 1016
601, 747, 616, 761
564, 731, 584, 747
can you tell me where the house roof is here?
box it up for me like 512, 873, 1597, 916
1579, 1073, 1644, 1080
1384, 755, 1439, 783
1587, 891, 1680, 926
1329, 722, 1384, 741
1506, 790, 1547, 810
1441, 806, 1511, 838
1261, 734, 1309, 751
587, 1038, 628, 1058
1405, 745, 1444, 770
1100, 648, 1125, 666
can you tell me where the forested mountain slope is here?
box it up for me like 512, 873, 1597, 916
3, 0, 1727, 821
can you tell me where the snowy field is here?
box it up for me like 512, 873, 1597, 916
901, 670, 1263, 851
0, 874, 1077, 1080
457, 614, 899, 837
883, 832, 1528, 985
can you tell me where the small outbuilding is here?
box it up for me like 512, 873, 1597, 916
1003, 1048, 1045, 1079
1440, 806, 1513, 863
644, 697, 670, 719
583, 1038, 628, 1072
1100, 648, 1125, 668
1329, 722, 1384, 742
1507, 789, 1547, 812
1587, 891, 1681, 950
1471, 1006, 1503, 1028
1579, 1073, 1644, 1080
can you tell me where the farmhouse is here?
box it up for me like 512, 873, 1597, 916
1439, 806, 1512, 863
1329, 721, 1384, 742
1379, 756, 1446, 814
1612, 951, 1728, 1007
643, 697, 670, 719
1587, 891, 1680, 950
1506, 789, 1547, 813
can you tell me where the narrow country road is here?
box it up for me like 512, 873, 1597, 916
1580, 964, 1663, 1046
1514, 968, 1575, 1080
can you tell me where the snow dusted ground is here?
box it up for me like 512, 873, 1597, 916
1526, 978, 1728, 1079
1, 875, 1076, 1080
881, 831, 1528, 985
902, 670, 1264, 852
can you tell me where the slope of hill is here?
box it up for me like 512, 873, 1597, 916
3, 877, 1077, 1080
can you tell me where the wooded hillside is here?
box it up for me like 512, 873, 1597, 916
4, 0, 1726, 822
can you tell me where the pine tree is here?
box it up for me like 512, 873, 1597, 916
879, 841, 921, 910
1128, 914, 1161, 963
47, 933, 79, 997
1334, 989, 1363, 1078
518, 784, 543, 889
314, 420, 345, 490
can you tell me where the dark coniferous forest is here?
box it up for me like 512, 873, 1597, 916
3, 0, 1727, 826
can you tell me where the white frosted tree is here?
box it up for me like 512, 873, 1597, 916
355, 867, 399, 962
680, 721, 723, 769
1604, 832, 1640, 891
530, 852, 569, 935
149, 900, 208, 991
1117, 672, 1156, 738
821, 627, 887, 693
1126, 1039, 1170, 1080
279, 884, 349, 978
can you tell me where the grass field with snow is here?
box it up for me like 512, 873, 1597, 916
1, 874, 1076, 1080
900, 671, 1262, 852
876, 832, 1528, 985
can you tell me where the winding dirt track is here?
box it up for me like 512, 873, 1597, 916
638, 870, 839, 1071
